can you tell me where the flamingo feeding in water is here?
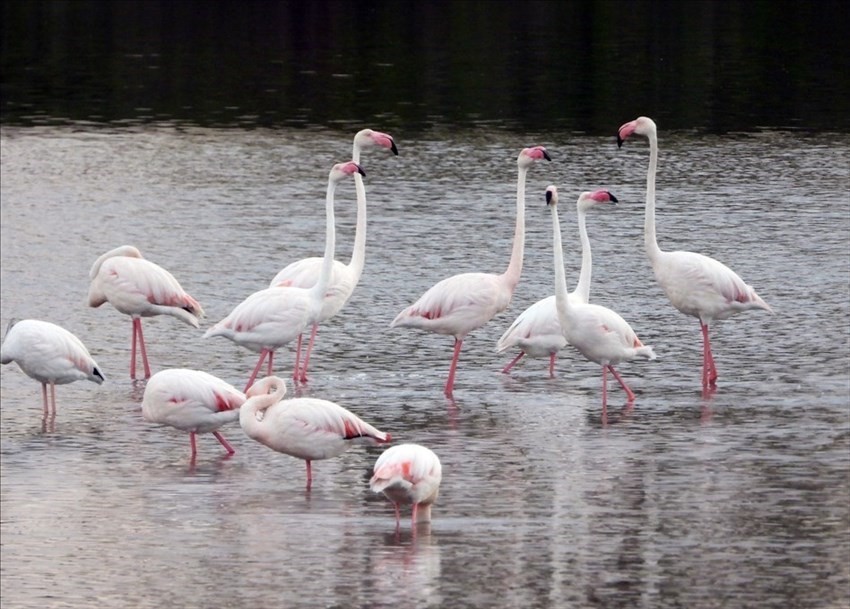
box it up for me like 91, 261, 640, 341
1, 319, 105, 417
204, 161, 364, 392
141, 368, 246, 460
370, 443, 442, 529
87, 245, 204, 379
496, 187, 617, 377
390, 146, 552, 397
549, 186, 657, 405
617, 116, 772, 388
239, 375, 391, 489
269, 129, 398, 383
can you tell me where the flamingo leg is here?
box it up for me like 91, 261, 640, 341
305, 460, 313, 490
130, 320, 138, 379
700, 322, 718, 387
501, 351, 524, 374
548, 353, 556, 378
189, 432, 198, 459
444, 338, 464, 397
135, 318, 152, 379
608, 365, 635, 402
293, 334, 303, 382
298, 323, 320, 383
244, 349, 270, 392
49, 381, 57, 415
601, 364, 608, 406
212, 431, 236, 455
411, 502, 419, 527
393, 503, 401, 529
267, 350, 274, 376
41, 382, 49, 414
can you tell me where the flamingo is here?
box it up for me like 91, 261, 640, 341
617, 116, 772, 388
204, 161, 364, 392
496, 189, 617, 377
87, 245, 204, 379
370, 443, 442, 529
390, 146, 552, 397
239, 375, 391, 489
1, 319, 105, 417
549, 186, 657, 404
269, 129, 397, 383
141, 368, 246, 460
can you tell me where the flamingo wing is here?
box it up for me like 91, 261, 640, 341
370, 444, 442, 504
142, 368, 245, 432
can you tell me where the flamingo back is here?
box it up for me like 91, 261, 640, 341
269, 257, 357, 321
370, 443, 442, 505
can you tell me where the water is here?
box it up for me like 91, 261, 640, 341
1, 125, 849, 609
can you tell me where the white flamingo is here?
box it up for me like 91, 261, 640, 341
239, 375, 391, 489
269, 129, 398, 382
204, 161, 364, 391
496, 189, 617, 376
391, 146, 552, 397
1, 319, 105, 417
370, 443, 442, 529
549, 186, 656, 404
141, 368, 246, 460
87, 245, 204, 379
617, 116, 772, 388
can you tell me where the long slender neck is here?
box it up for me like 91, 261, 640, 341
572, 206, 592, 304
239, 384, 285, 435
312, 177, 337, 298
504, 164, 528, 291
552, 204, 573, 330
349, 143, 367, 278
645, 130, 662, 262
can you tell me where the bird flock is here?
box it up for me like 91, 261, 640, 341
1, 118, 772, 530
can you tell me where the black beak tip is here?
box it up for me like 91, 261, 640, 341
543, 150, 552, 162
609, 192, 619, 204
390, 142, 399, 156
617, 136, 624, 148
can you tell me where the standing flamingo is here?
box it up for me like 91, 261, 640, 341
617, 116, 772, 388
1, 319, 105, 417
390, 146, 552, 397
141, 368, 246, 460
204, 161, 364, 391
269, 129, 398, 383
549, 186, 656, 405
496, 189, 617, 376
370, 443, 442, 529
239, 375, 391, 489
87, 245, 205, 379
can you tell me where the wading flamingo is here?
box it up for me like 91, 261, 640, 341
549, 186, 656, 405
87, 245, 204, 379
239, 375, 391, 489
269, 129, 398, 383
370, 443, 442, 529
204, 162, 364, 391
617, 116, 772, 388
390, 146, 552, 397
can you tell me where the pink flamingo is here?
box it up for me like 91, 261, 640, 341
617, 116, 772, 388
496, 188, 617, 376
1, 319, 105, 417
549, 186, 656, 404
141, 368, 246, 460
370, 443, 442, 529
239, 375, 391, 489
204, 161, 364, 392
390, 146, 552, 397
87, 245, 204, 379
269, 129, 397, 383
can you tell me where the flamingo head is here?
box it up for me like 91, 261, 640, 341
545, 185, 559, 208
617, 116, 657, 147
330, 161, 366, 182
577, 189, 618, 212
518, 145, 552, 168
246, 375, 288, 400
355, 129, 398, 156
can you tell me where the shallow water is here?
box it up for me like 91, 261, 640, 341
1, 125, 849, 609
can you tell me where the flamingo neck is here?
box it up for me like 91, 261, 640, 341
239, 384, 286, 435
504, 165, 528, 291
572, 206, 592, 304
347, 143, 367, 279
645, 130, 662, 263
552, 203, 573, 332
312, 177, 338, 299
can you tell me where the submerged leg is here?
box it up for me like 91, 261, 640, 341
305, 460, 313, 490
601, 365, 608, 406
501, 351, 524, 374
444, 338, 464, 398
189, 432, 198, 459
548, 353, 556, 378
298, 323, 320, 383
700, 322, 718, 387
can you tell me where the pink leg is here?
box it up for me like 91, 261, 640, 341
49, 381, 57, 415
608, 365, 636, 402
293, 334, 303, 381
444, 338, 464, 397
244, 349, 270, 392
601, 365, 608, 406
130, 320, 138, 379
548, 353, 556, 378
501, 351, 524, 374
305, 460, 313, 490
212, 431, 235, 454
298, 323, 320, 383
135, 319, 152, 379
411, 502, 418, 527
267, 350, 274, 376
393, 503, 401, 528
700, 322, 718, 387
41, 383, 49, 416
189, 432, 198, 459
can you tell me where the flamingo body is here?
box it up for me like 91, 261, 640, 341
370, 443, 442, 526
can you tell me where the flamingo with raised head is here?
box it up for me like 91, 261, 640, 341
497, 189, 617, 377
141, 368, 246, 460
239, 375, 391, 489
88, 245, 204, 379
391, 146, 552, 397
549, 186, 656, 404
1, 319, 105, 417
617, 116, 772, 388
204, 161, 364, 391
269, 129, 398, 382
370, 443, 442, 529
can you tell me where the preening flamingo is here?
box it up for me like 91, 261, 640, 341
549, 186, 656, 404
204, 161, 364, 391
239, 375, 391, 489
141, 368, 246, 460
497, 189, 617, 376
1, 319, 105, 417
370, 443, 442, 528
87, 245, 204, 379
269, 129, 398, 383
617, 116, 772, 388
391, 146, 552, 397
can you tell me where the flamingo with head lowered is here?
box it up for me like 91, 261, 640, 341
390, 146, 551, 397
370, 443, 442, 530
617, 116, 772, 389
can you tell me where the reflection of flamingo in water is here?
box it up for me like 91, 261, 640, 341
371, 443, 442, 529
617, 116, 772, 388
